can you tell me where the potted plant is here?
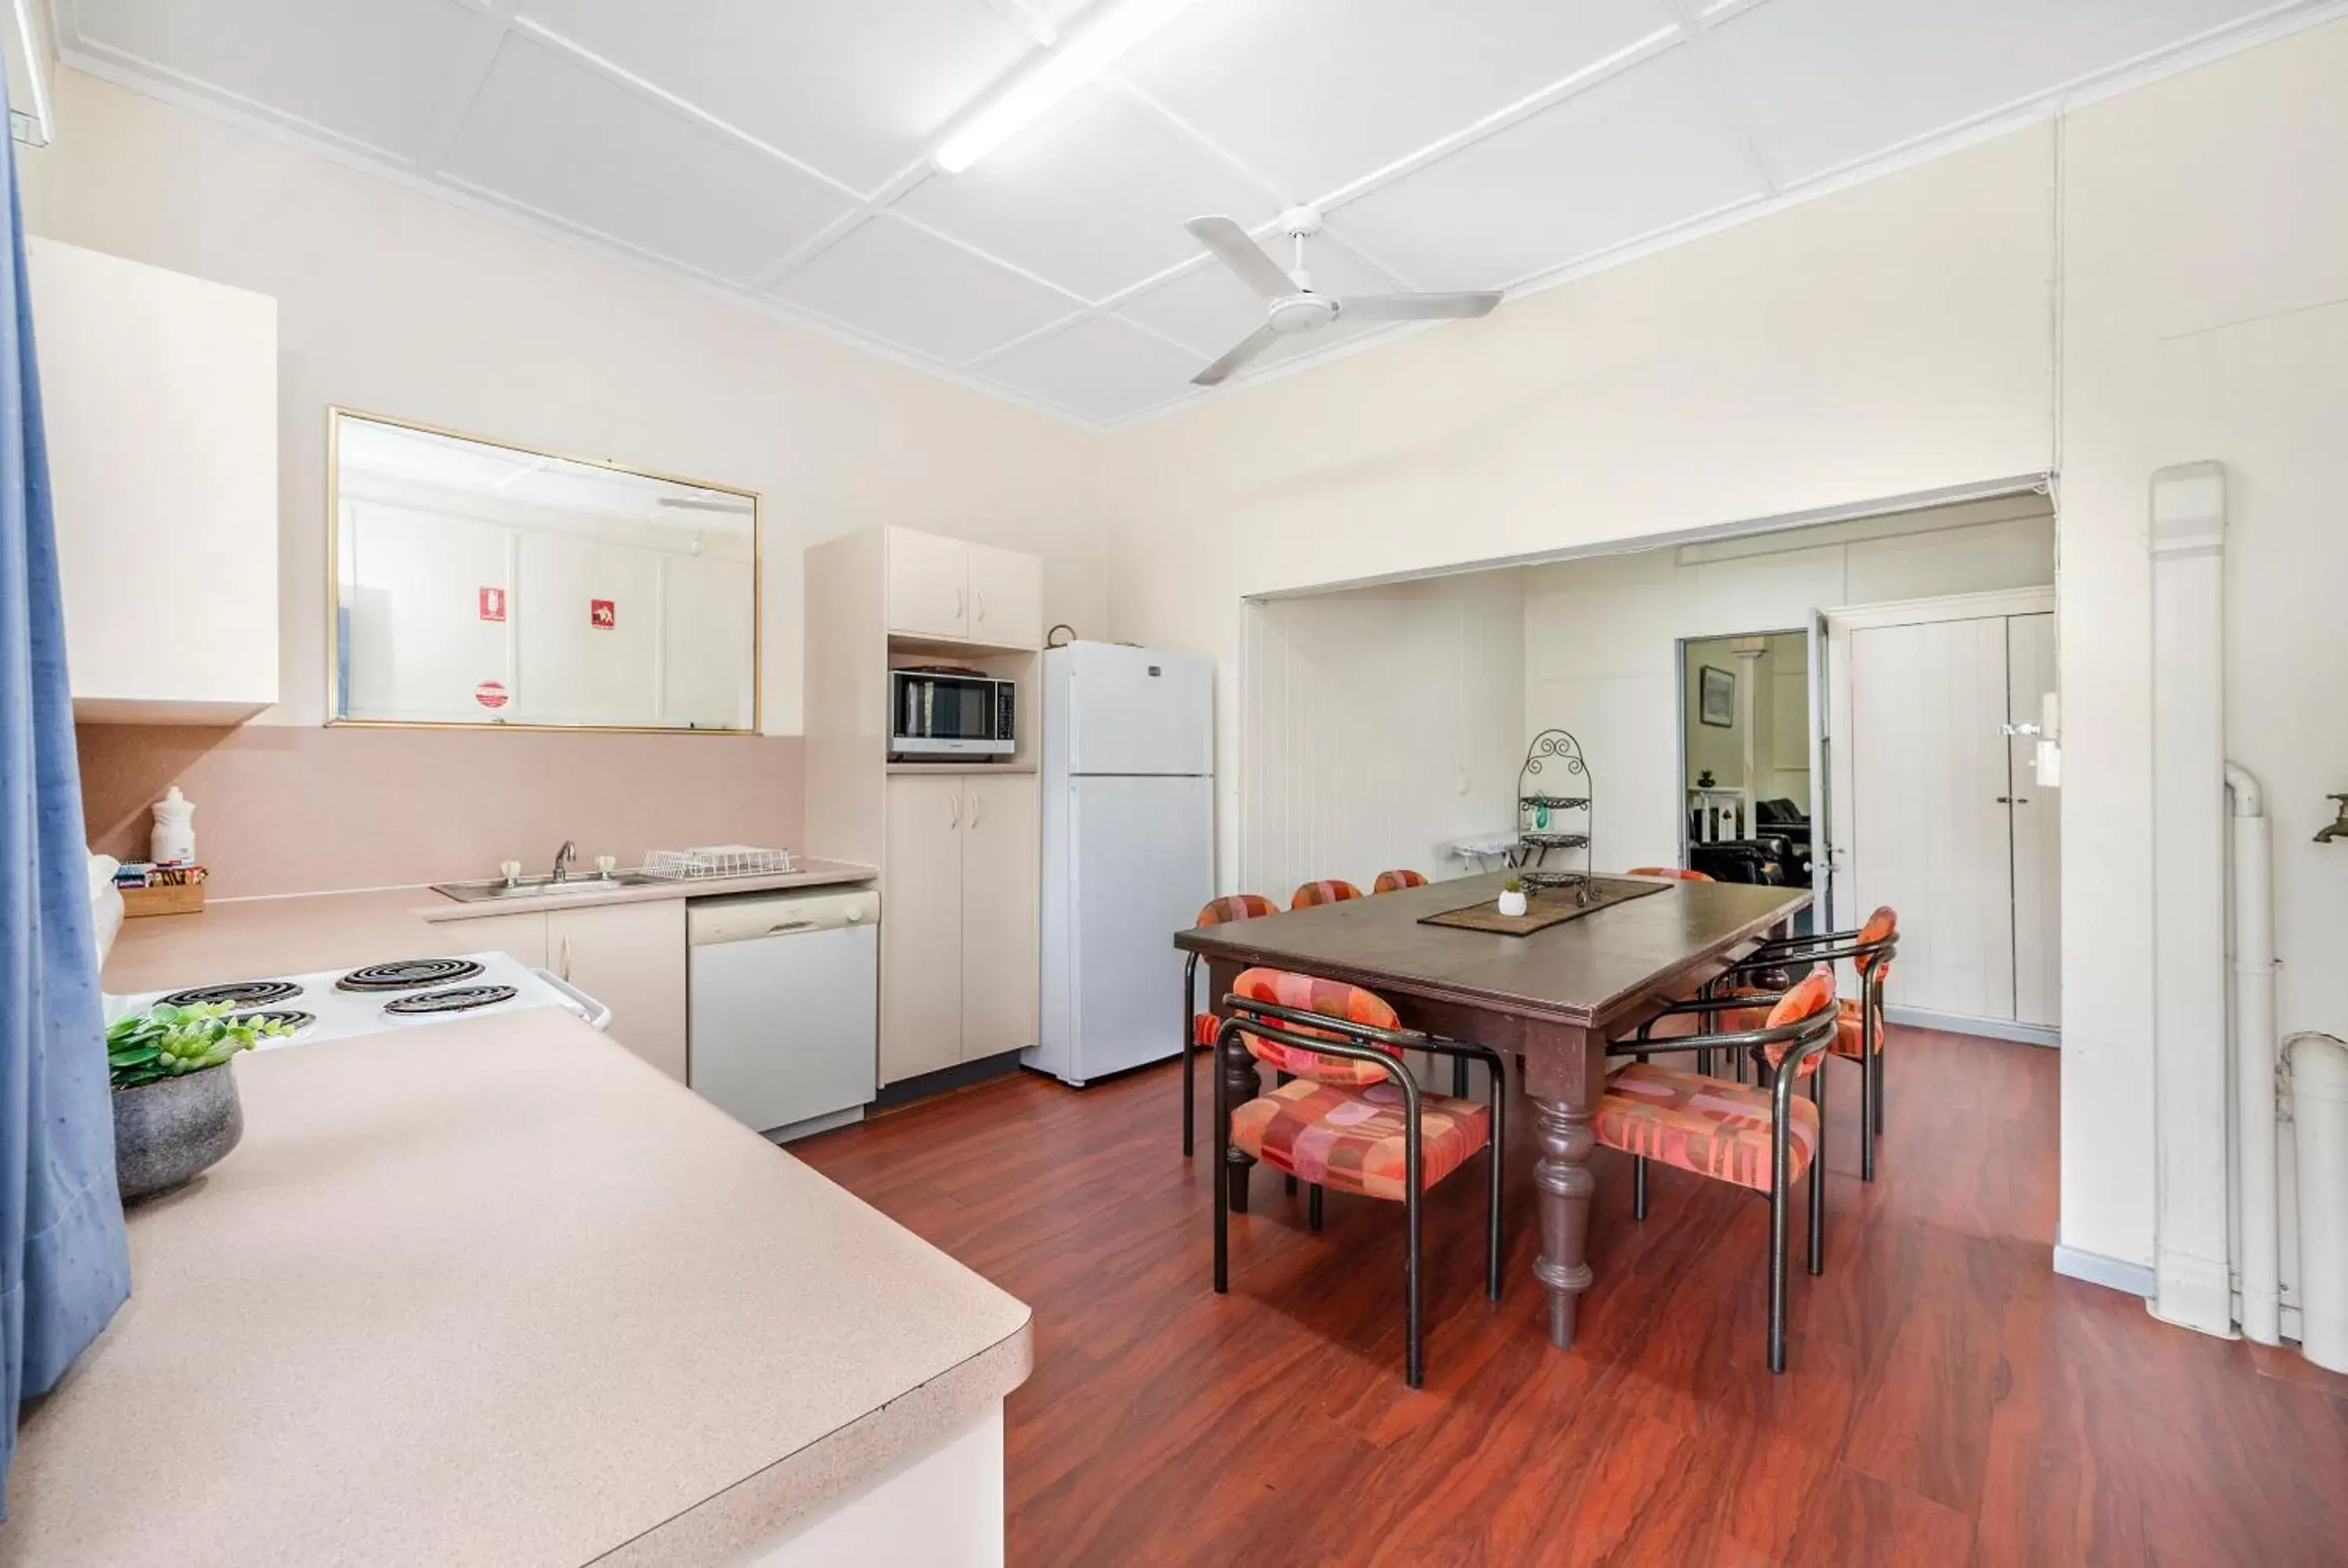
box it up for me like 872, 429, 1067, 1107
106, 1003, 288, 1201
1496, 876, 1529, 918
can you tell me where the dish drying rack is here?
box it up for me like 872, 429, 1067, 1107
642, 845, 796, 880
1515, 729, 1595, 904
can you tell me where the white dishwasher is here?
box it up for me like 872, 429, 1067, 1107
688, 885, 878, 1142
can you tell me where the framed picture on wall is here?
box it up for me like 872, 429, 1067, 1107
1699, 665, 1735, 727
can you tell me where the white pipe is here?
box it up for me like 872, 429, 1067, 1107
2226, 762, 2281, 1345
2288, 1033, 2348, 1372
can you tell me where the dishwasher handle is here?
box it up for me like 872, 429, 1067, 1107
689, 887, 880, 946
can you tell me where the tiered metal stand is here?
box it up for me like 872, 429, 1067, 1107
1517, 729, 1594, 904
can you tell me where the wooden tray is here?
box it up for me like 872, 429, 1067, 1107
122, 881, 206, 919
1418, 877, 1667, 936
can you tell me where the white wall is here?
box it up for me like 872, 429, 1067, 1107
1103, 125, 2057, 887
1240, 571, 1523, 901
20, 67, 1103, 733
2056, 19, 2348, 1280
1522, 508, 2055, 877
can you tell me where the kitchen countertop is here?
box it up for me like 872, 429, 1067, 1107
101, 857, 877, 993
0, 1010, 1031, 1567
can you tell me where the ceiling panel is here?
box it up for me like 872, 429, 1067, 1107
1705, 0, 2281, 182
442, 33, 853, 282
72, 0, 481, 160
1118, 0, 1678, 200
978, 315, 1205, 423
894, 83, 1274, 300
769, 216, 1080, 365
517, 0, 1038, 193
1332, 46, 1766, 289
1116, 234, 1390, 374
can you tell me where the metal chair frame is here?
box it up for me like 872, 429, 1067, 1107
1212, 996, 1505, 1389
1608, 998, 1839, 1373
1696, 927, 1898, 1180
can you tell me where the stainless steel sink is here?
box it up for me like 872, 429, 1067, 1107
431, 871, 663, 903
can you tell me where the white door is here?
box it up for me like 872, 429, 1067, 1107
885, 528, 969, 641
960, 772, 1039, 1062
1063, 642, 1213, 777
1067, 774, 1214, 1083
965, 543, 1042, 650
1849, 617, 2015, 1021
2007, 613, 2061, 1028
881, 774, 965, 1083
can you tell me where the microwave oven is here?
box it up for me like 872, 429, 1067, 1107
890, 668, 1016, 760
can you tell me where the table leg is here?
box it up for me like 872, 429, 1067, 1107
1524, 1022, 1603, 1350
1209, 958, 1259, 1214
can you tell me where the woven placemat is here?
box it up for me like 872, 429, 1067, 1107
1419, 877, 1670, 936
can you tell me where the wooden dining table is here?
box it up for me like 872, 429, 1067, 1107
1175, 870, 1811, 1351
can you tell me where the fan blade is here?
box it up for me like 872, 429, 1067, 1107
1185, 216, 1294, 299
1337, 291, 1503, 322
1192, 325, 1281, 387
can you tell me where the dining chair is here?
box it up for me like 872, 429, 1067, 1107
1290, 879, 1364, 909
1596, 965, 1841, 1373
1372, 868, 1430, 894
1625, 866, 1714, 881
1212, 967, 1505, 1388
1179, 893, 1280, 1157
1704, 907, 1899, 1180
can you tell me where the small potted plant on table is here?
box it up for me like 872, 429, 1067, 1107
107, 1003, 289, 1201
1496, 876, 1529, 919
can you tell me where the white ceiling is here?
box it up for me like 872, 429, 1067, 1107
54, 0, 2338, 427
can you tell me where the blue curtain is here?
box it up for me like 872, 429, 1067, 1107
0, 94, 132, 1513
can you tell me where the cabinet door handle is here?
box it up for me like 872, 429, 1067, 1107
969, 789, 983, 829
1994, 796, 2031, 804
976, 586, 988, 623
948, 793, 959, 829
954, 583, 965, 621
558, 935, 572, 981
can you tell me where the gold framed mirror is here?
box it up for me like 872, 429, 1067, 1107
327, 408, 760, 732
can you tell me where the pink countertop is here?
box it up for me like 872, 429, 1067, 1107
102, 858, 877, 993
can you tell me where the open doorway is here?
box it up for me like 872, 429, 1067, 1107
1677, 632, 1813, 906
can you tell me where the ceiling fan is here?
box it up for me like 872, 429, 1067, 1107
1183, 207, 1502, 387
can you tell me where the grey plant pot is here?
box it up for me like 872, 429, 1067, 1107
113, 1064, 244, 1203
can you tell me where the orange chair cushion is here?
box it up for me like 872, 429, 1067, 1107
1594, 1063, 1819, 1194
1855, 906, 1898, 975
1717, 993, 1883, 1061
1195, 893, 1278, 927
1290, 880, 1364, 909
1230, 1078, 1490, 1202
1372, 869, 1429, 894
1227, 967, 1404, 1087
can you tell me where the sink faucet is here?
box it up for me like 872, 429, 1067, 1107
551, 840, 578, 882
2318, 797, 2348, 845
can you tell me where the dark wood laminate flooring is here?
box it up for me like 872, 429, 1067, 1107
795, 1028, 2348, 1566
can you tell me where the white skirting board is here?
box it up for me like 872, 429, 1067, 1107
1886, 1004, 2059, 1049
2053, 1242, 2157, 1299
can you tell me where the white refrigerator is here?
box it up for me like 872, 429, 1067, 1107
1028, 641, 1215, 1087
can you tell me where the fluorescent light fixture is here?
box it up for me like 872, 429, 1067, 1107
933, 0, 1198, 173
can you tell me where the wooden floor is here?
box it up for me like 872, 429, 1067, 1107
796, 1027, 2348, 1566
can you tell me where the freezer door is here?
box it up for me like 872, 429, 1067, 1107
1066, 774, 1214, 1083
1062, 641, 1212, 777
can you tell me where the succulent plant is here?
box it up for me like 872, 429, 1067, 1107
107, 1002, 289, 1091
1503, 876, 1524, 893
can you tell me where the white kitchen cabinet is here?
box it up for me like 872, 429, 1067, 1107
552, 900, 689, 1083
880, 771, 1039, 1086
29, 237, 278, 722
966, 543, 1043, 652
886, 528, 972, 641
883, 528, 1041, 652
451, 910, 548, 970
958, 772, 1039, 1064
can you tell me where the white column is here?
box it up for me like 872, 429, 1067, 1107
2148, 461, 2233, 1337
1734, 641, 1765, 840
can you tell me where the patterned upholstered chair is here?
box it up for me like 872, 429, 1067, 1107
1371, 868, 1430, 894
1290, 879, 1364, 909
1179, 894, 1280, 1156
1703, 908, 1899, 1180
1625, 866, 1714, 881
1597, 967, 1841, 1373
1212, 967, 1504, 1388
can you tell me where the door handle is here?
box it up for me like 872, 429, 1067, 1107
954, 584, 965, 621
969, 789, 983, 829
976, 586, 988, 623
558, 935, 572, 981
1995, 796, 2031, 804
948, 793, 959, 829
